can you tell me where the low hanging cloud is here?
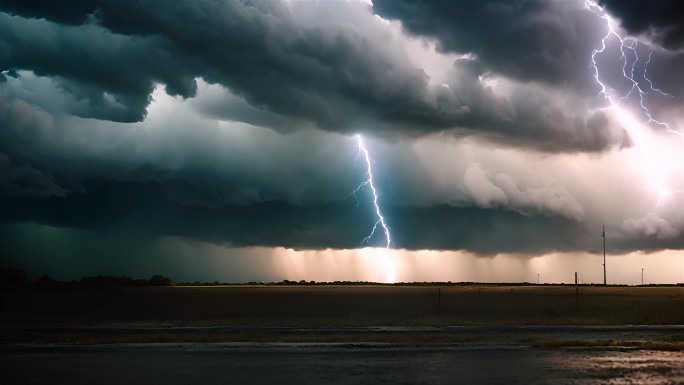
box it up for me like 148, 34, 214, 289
0, 153, 67, 198
0, 177, 591, 254
0, 80, 680, 254
0, 0, 633, 152
0, 0, 682, 267
372, 0, 605, 92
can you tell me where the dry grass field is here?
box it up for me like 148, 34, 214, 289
1, 285, 683, 327
2, 285, 684, 346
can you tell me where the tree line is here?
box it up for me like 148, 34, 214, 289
0, 265, 174, 287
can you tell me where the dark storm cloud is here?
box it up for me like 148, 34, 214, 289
372, 0, 604, 91
3, 179, 678, 255
0, 0, 630, 152
0, 179, 590, 254
0, 0, 679, 266
599, 0, 684, 51
0, 93, 363, 207
373, 0, 684, 134
0, 88, 628, 223
0, 0, 434, 131
0, 12, 176, 122
0, 153, 67, 197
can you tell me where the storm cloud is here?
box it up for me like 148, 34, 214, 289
599, 0, 684, 51
0, 0, 631, 151
0, 0, 682, 281
373, 0, 604, 89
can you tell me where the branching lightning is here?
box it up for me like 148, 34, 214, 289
644, 51, 674, 99
585, 0, 681, 137
585, 0, 684, 207
352, 134, 391, 248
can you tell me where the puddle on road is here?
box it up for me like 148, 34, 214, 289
548, 350, 684, 384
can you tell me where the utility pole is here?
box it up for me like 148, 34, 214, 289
602, 225, 606, 285
641, 268, 644, 286
575, 272, 579, 311
537, 273, 540, 285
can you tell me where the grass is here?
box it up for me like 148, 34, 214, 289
1, 285, 683, 347
1, 285, 683, 327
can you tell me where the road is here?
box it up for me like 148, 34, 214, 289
2, 343, 683, 385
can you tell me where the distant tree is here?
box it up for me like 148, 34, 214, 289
149, 275, 174, 286
36, 274, 60, 287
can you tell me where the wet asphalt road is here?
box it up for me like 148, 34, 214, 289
2, 343, 684, 385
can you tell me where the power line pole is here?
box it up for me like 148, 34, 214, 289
641, 268, 644, 286
602, 225, 606, 285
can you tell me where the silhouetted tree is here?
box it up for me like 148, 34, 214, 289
36, 274, 60, 287
149, 275, 174, 286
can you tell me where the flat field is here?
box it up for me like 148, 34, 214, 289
2, 285, 684, 327
1, 285, 683, 346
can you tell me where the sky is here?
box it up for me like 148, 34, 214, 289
1, 0, 683, 284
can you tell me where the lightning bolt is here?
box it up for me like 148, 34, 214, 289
585, 0, 681, 137
585, 0, 684, 207
644, 51, 674, 99
352, 134, 392, 248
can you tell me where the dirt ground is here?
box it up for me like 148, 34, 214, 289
4, 286, 683, 384
2, 285, 684, 327
1, 285, 683, 346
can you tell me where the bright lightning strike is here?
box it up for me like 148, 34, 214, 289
352, 134, 392, 248
585, 0, 684, 208
644, 51, 674, 99
585, 0, 682, 137
656, 189, 684, 208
